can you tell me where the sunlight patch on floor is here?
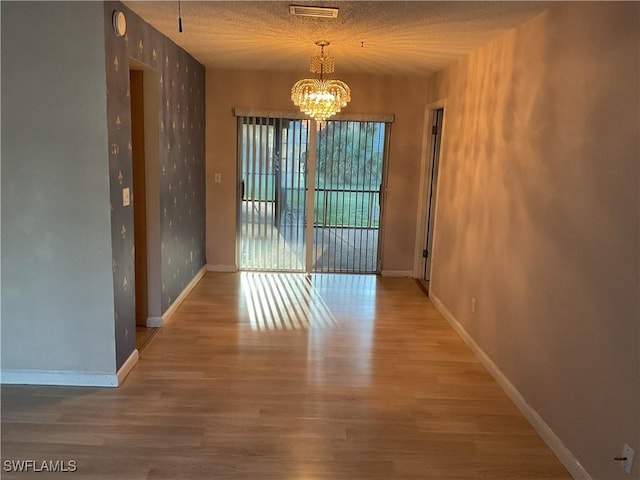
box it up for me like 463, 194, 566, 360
241, 272, 339, 331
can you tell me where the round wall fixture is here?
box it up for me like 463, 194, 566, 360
112, 10, 127, 37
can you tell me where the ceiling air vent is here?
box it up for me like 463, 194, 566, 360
289, 5, 339, 18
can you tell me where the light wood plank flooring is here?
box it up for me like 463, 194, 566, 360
1, 273, 570, 479
135, 326, 160, 355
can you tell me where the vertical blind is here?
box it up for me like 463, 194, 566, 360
239, 116, 309, 271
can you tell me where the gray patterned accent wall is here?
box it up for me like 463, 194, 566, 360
104, 2, 206, 369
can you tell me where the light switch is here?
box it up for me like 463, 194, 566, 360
214, 173, 221, 184
122, 187, 130, 206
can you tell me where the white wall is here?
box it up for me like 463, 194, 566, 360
1, 2, 116, 375
426, 3, 639, 478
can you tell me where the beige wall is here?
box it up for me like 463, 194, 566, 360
426, 3, 639, 478
206, 69, 429, 272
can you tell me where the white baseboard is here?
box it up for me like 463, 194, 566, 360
0, 349, 139, 388
429, 294, 592, 480
146, 316, 163, 327
0, 369, 118, 387
1, 369, 118, 387
380, 270, 413, 277
207, 264, 237, 272
161, 265, 207, 324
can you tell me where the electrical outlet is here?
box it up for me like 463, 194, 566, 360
621, 443, 634, 475
471, 297, 477, 313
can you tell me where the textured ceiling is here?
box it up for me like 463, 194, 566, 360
123, 1, 551, 76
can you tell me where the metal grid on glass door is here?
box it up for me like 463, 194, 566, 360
238, 116, 310, 271
312, 121, 387, 273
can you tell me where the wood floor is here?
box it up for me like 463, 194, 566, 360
1, 273, 571, 480
135, 326, 160, 355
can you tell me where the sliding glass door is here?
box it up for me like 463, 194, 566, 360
312, 121, 386, 273
238, 115, 388, 274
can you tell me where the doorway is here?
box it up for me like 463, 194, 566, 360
129, 61, 162, 352
130, 68, 147, 327
415, 106, 444, 293
237, 115, 389, 274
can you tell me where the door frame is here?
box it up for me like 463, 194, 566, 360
129, 59, 162, 327
413, 100, 447, 284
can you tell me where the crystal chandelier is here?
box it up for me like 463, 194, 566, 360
291, 41, 351, 121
